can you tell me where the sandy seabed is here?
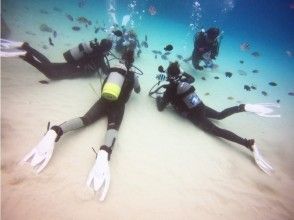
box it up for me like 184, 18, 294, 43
1, 55, 294, 220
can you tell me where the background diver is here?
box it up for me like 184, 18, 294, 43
184, 27, 222, 70
151, 61, 279, 174
0, 38, 112, 80
20, 49, 141, 201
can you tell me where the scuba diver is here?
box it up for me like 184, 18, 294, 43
20, 49, 141, 201
0, 38, 112, 79
184, 27, 221, 70
108, 28, 141, 57
150, 61, 279, 175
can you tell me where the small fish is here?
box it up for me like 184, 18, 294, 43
240, 60, 244, 64
95, 27, 101, 34
39, 80, 49, 84
158, 66, 165, 73
156, 74, 166, 82
225, 72, 232, 78
250, 85, 256, 90
252, 69, 259, 73
49, 37, 54, 46
251, 51, 260, 57
53, 7, 62, 12
269, 82, 277, 86
276, 99, 280, 103
148, 5, 157, 16
176, 54, 183, 60
261, 91, 268, 96
214, 76, 219, 79
113, 30, 123, 37
25, 31, 36, 36
40, 9, 49, 14
227, 96, 234, 100
288, 92, 294, 96
201, 77, 206, 80
66, 14, 74, 21
152, 50, 161, 54
77, 16, 92, 26
238, 70, 247, 76
39, 24, 53, 33
285, 50, 292, 57
240, 42, 250, 51
42, 45, 48, 50
136, 49, 141, 58
244, 85, 251, 91
161, 54, 168, 60
141, 35, 148, 48
141, 41, 148, 48
164, 44, 173, 51
53, 30, 57, 38
72, 26, 81, 31
204, 92, 210, 96
78, 0, 87, 8
164, 52, 171, 56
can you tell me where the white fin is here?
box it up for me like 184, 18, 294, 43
122, 15, 131, 26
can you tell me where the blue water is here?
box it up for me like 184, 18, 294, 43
2, 0, 294, 102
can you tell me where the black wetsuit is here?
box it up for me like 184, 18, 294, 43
186, 32, 219, 70
156, 74, 253, 150
80, 65, 140, 130
20, 42, 109, 80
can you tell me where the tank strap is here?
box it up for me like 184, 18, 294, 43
178, 85, 195, 98
109, 67, 127, 76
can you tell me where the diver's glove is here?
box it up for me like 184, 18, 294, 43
252, 144, 273, 175
86, 148, 110, 201
21, 129, 57, 173
245, 103, 280, 118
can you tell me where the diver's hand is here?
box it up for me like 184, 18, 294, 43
86, 150, 110, 201
21, 129, 57, 173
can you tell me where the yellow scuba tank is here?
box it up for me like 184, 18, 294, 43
102, 63, 127, 101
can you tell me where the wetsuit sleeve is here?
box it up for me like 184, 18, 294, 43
181, 72, 195, 83
133, 74, 141, 93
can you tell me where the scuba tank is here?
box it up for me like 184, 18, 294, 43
177, 82, 202, 109
63, 39, 98, 64
102, 63, 127, 101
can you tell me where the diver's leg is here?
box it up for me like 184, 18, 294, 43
21, 42, 51, 64
100, 104, 125, 158
49, 99, 107, 141
21, 53, 84, 80
204, 104, 245, 120
81, 99, 107, 126
190, 114, 253, 150
192, 50, 203, 70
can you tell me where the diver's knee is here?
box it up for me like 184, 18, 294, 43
81, 116, 92, 126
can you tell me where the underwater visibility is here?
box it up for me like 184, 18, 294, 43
1, 0, 294, 219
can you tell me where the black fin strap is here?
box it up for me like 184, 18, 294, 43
100, 145, 112, 161
51, 126, 63, 142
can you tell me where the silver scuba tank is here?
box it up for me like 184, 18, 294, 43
63, 41, 94, 64
177, 82, 202, 109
